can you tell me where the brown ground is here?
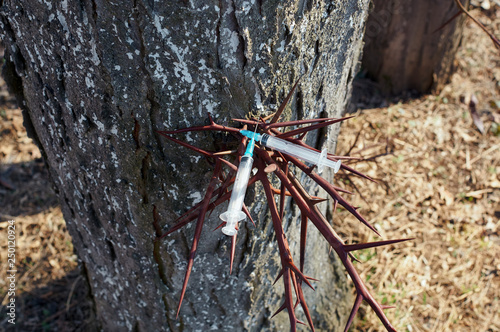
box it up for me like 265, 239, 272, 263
0, 6, 499, 332
336, 6, 500, 332
0, 47, 94, 332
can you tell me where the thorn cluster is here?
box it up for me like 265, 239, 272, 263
157, 81, 411, 331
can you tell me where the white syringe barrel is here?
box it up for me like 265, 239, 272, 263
261, 134, 341, 173
220, 155, 253, 236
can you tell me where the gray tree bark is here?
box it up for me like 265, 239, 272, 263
1, 0, 370, 330
362, 0, 469, 94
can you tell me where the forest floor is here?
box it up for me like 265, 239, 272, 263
336, 6, 500, 332
0, 50, 95, 332
0, 5, 499, 332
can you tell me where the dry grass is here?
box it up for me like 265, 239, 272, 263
0, 91, 94, 330
0, 6, 499, 332
336, 7, 500, 332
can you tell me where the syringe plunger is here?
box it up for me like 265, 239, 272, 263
220, 155, 253, 236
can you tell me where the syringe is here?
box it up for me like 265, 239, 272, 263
219, 133, 256, 236
240, 130, 341, 174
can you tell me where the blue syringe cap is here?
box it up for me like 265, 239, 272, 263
240, 130, 262, 142
244, 138, 255, 157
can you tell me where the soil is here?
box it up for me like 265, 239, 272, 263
0, 5, 498, 332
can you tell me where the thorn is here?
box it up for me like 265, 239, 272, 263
213, 150, 236, 156
344, 238, 414, 252
230, 233, 237, 274
299, 214, 308, 272
243, 204, 256, 227
266, 117, 339, 128
310, 197, 328, 205
381, 305, 396, 310
261, 113, 274, 122
175, 161, 222, 318
279, 180, 286, 221
271, 302, 287, 318
270, 186, 291, 197
289, 267, 315, 290
273, 269, 284, 285
270, 76, 302, 124
213, 222, 225, 231
293, 298, 300, 309
297, 319, 307, 326
349, 252, 361, 263
295, 281, 316, 331
232, 118, 261, 126
341, 163, 377, 183
277, 116, 355, 139
338, 199, 380, 237
344, 294, 363, 332
305, 276, 319, 282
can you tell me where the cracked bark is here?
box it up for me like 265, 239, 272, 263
1, 0, 370, 330
362, 0, 469, 94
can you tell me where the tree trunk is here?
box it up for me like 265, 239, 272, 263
362, 0, 469, 94
1, 1, 369, 330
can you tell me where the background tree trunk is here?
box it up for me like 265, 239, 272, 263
362, 0, 469, 94
1, 0, 370, 330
